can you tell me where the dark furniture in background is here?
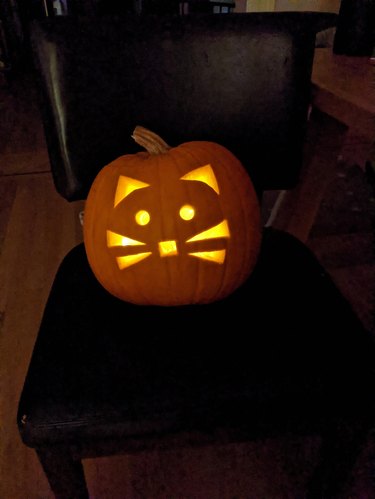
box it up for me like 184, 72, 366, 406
0, 0, 27, 74
0, 0, 180, 75
333, 0, 375, 56
17, 12, 375, 499
0, 17, 11, 73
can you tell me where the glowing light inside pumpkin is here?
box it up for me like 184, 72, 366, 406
180, 164, 219, 194
107, 165, 231, 268
107, 230, 145, 247
185, 220, 230, 264
114, 175, 149, 207
180, 204, 195, 221
188, 249, 226, 263
159, 240, 178, 257
116, 253, 151, 269
136, 210, 150, 225
187, 220, 230, 242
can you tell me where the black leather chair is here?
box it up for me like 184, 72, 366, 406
17, 12, 375, 499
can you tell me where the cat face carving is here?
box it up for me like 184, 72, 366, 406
83, 141, 261, 306
107, 164, 230, 270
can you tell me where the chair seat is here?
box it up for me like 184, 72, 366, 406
18, 227, 375, 449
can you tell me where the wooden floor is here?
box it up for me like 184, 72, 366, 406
0, 71, 374, 498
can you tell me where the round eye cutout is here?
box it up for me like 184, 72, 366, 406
180, 204, 195, 221
135, 210, 150, 226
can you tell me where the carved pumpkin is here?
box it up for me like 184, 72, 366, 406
83, 126, 261, 306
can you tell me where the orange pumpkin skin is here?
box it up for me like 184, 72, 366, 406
83, 134, 261, 306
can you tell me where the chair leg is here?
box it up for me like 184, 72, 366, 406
36, 447, 89, 499
306, 417, 372, 499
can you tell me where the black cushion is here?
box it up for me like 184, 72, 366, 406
18, 228, 375, 447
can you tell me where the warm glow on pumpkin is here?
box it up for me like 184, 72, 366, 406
189, 249, 226, 263
106, 168, 230, 267
179, 204, 195, 221
180, 164, 219, 194
83, 126, 262, 306
117, 253, 151, 269
159, 240, 178, 257
107, 230, 145, 248
135, 210, 150, 225
187, 220, 229, 243
114, 175, 149, 207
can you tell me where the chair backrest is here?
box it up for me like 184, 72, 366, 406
29, 12, 336, 201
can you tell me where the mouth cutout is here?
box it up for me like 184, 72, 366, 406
107, 218, 230, 269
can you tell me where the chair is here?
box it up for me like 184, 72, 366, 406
17, 12, 375, 498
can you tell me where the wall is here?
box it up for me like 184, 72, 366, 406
245, 0, 340, 12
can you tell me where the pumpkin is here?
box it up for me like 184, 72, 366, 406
83, 126, 261, 306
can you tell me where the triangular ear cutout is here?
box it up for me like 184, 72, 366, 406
114, 175, 150, 207
180, 164, 220, 194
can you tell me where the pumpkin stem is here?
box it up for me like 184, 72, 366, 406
132, 126, 171, 155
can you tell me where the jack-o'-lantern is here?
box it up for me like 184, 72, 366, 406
83, 126, 261, 306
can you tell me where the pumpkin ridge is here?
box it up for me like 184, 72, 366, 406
157, 151, 174, 299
